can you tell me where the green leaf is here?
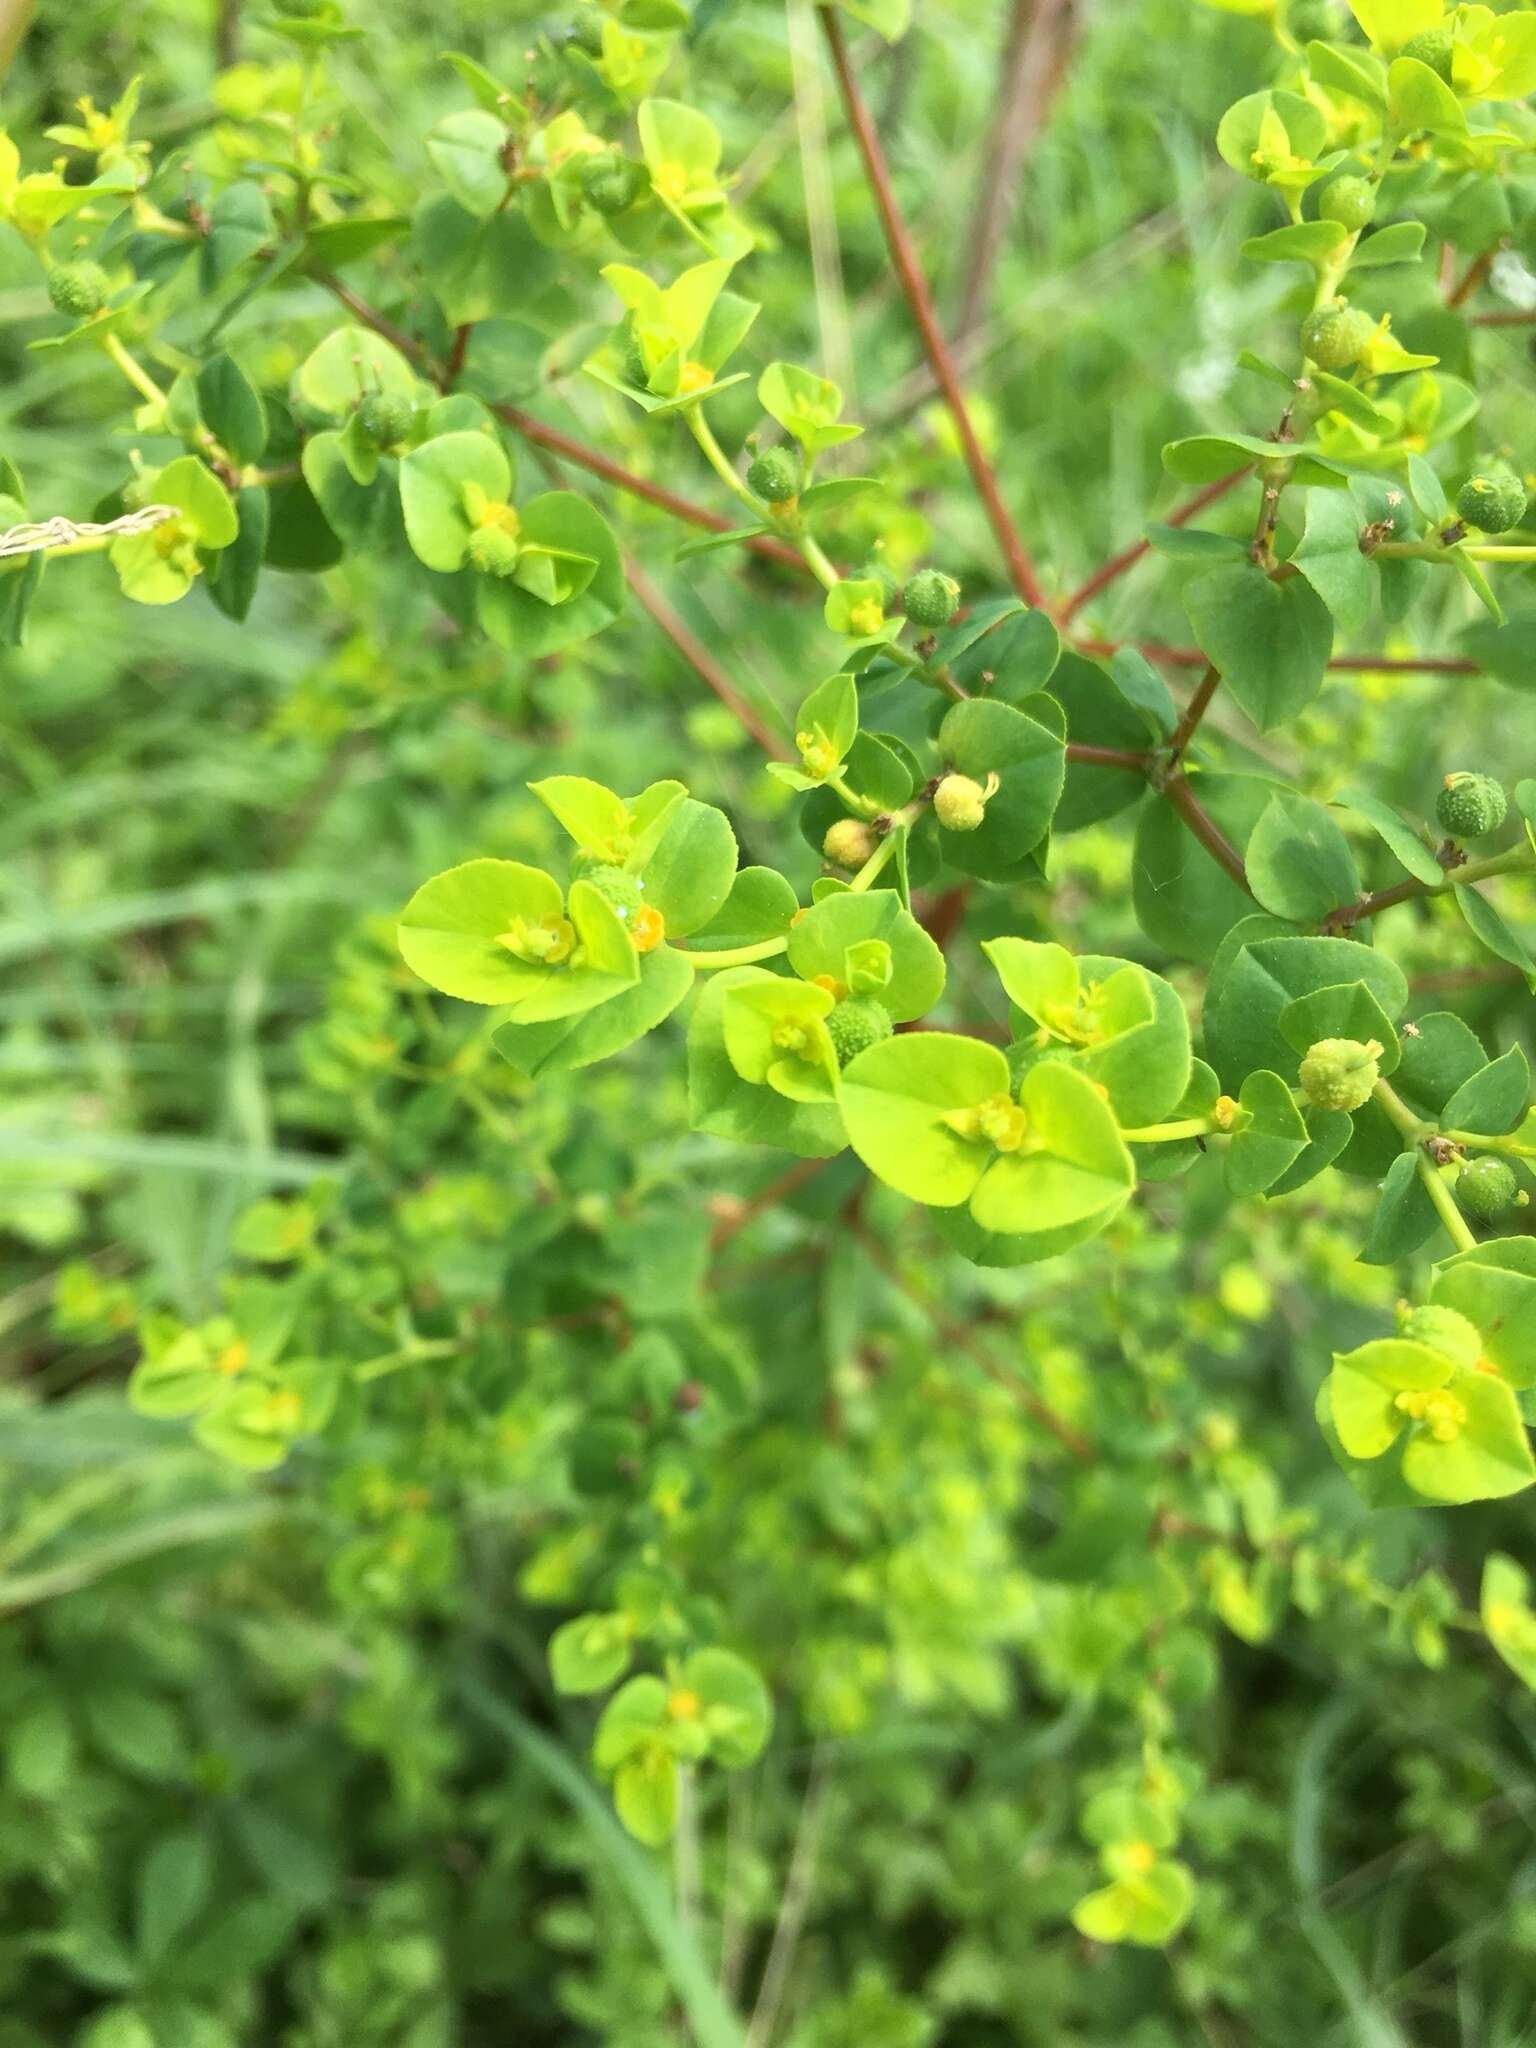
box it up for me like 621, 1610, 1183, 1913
1225, 1069, 1308, 1197
722, 979, 838, 1103
427, 108, 510, 216
493, 945, 693, 1077
1332, 787, 1444, 885
1047, 653, 1154, 831
1388, 55, 1467, 137
1454, 885, 1536, 986
687, 968, 847, 1158
1279, 980, 1400, 1073
642, 799, 738, 939
1440, 1045, 1531, 1135
1246, 792, 1359, 923
550, 1613, 634, 1695
1401, 1370, 1534, 1503
1132, 775, 1279, 964
787, 890, 944, 1021
477, 494, 624, 656
1307, 39, 1389, 113
1291, 490, 1371, 639
136, 1830, 213, 1964
1242, 219, 1347, 266
1347, 0, 1444, 53
936, 698, 1065, 877
397, 859, 638, 1015
1183, 565, 1334, 733
838, 1032, 1010, 1207
197, 353, 267, 467
615, 1747, 680, 1846
1358, 1149, 1438, 1263
1203, 930, 1408, 1089
1433, 1242, 1536, 1390
1348, 219, 1427, 268
1216, 89, 1328, 181
1164, 432, 1338, 487
1072, 1860, 1195, 1947
1482, 1553, 1536, 1691
685, 868, 799, 952
682, 1648, 771, 1767
296, 323, 418, 414
758, 361, 862, 455
1329, 1336, 1450, 1459
400, 430, 512, 571
969, 1061, 1135, 1236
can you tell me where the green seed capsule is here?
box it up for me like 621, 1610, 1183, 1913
1397, 1303, 1483, 1369
1435, 772, 1507, 840
1298, 300, 1376, 372
822, 819, 879, 871
581, 154, 646, 216
1319, 176, 1375, 230
467, 525, 521, 579
1400, 25, 1454, 84
902, 569, 961, 628
47, 260, 110, 319
1456, 468, 1527, 535
356, 392, 414, 448
825, 996, 894, 1068
1457, 1156, 1519, 1223
746, 447, 800, 504
1298, 1036, 1383, 1114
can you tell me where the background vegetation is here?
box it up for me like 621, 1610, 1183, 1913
5, 1, 1536, 2043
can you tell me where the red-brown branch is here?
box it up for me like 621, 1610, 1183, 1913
1058, 468, 1251, 625
819, 5, 1047, 610
1165, 774, 1250, 895
624, 554, 789, 760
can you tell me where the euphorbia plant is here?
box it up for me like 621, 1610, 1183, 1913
7, 0, 1536, 1940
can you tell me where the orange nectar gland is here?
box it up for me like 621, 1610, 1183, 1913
1213, 1095, 1239, 1132
497, 913, 577, 967
678, 361, 714, 395
1394, 1386, 1468, 1444
810, 972, 847, 1000
1123, 1841, 1158, 1876
216, 1339, 249, 1378
945, 1092, 1029, 1152
667, 1687, 701, 1722
629, 904, 665, 954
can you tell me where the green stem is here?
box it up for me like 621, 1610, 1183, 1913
40, 533, 115, 560
825, 770, 881, 819
354, 1338, 458, 1383
687, 409, 764, 521
1118, 1115, 1224, 1144
1440, 1125, 1536, 1160
683, 936, 791, 971
1415, 1150, 1478, 1254
1372, 1078, 1428, 1143
103, 331, 166, 410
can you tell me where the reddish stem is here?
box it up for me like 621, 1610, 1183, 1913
819, 6, 1047, 610
1073, 637, 1482, 677
1164, 774, 1250, 895
624, 554, 789, 761
1058, 467, 1250, 625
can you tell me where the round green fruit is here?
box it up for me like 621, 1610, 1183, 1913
1400, 25, 1454, 84
747, 447, 800, 504
1457, 1156, 1519, 1224
825, 997, 893, 1068
581, 154, 646, 215
902, 570, 961, 628
822, 819, 879, 871
1435, 773, 1507, 840
1298, 1036, 1383, 1114
467, 525, 521, 579
1398, 1303, 1482, 1370
356, 392, 414, 447
1319, 176, 1375, 230
47, 260, 110, 319
580, 864, 647, 920
1298, 300, 1375, 372
934, 773, 993, 833
1457, 469, 1527, 535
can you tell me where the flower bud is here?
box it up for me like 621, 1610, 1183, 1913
1457, 1156, 1520, 1223
1298, 1036, 1383, 1113
822, 818, 879, 870
1298, 300, 1375, 372
1397, 1302, 1482, 1369
1319, 176, 1375, 230
356, 392, 414, 448
747, 447, 800, 504
47, 260, 110, 319
825, 996, 894, 1067
467, 525, 522, 579
1435, 772, 1507, 840
1456, 467, 1527, 535
934, 771, 997, 833
902, 569, 961, 628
